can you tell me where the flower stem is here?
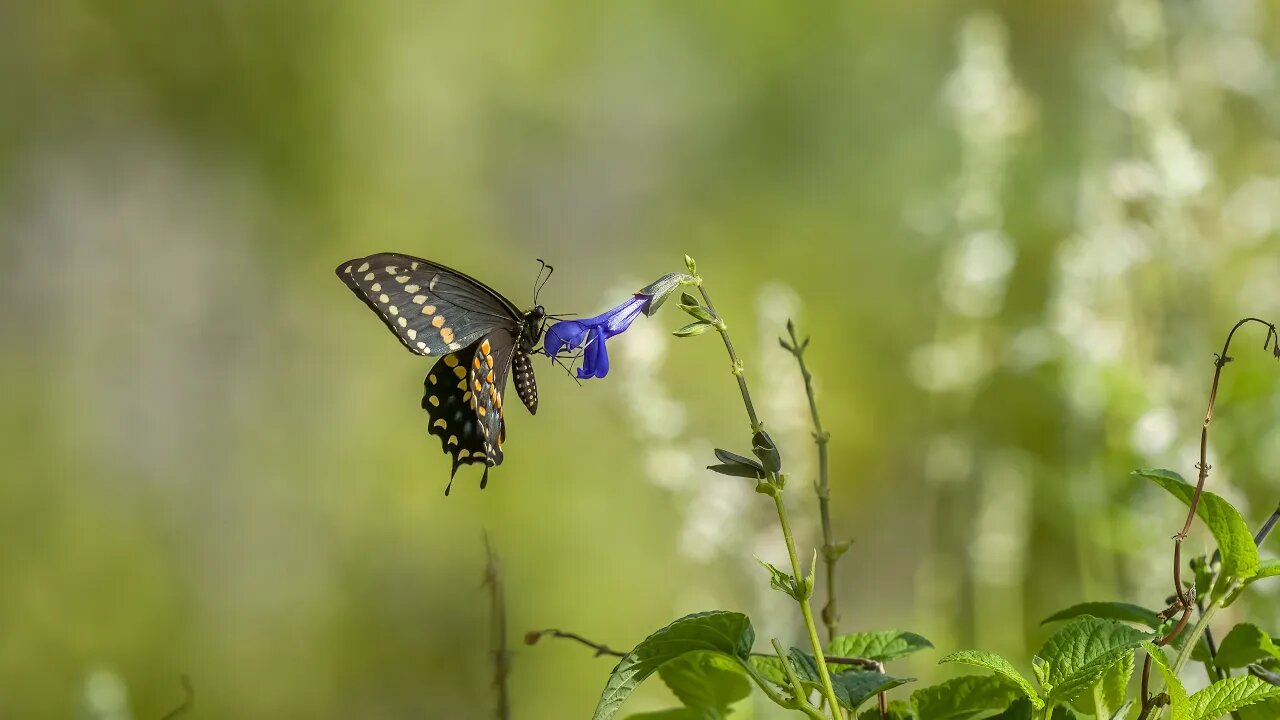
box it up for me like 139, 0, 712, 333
695, 278, 841, 718
698, 284, 762, 432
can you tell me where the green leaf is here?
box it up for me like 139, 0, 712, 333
1135, 469, 1261, 600
673, 321, 715, 338
830, 670, 914, 712
784, 648, 914, 712
657, 651, 750, 712
1215, 624, 1280, 669
910, 675, 1021, 720
990, 697, 1035, 720
626, 710, 707, 720
1071, 645, 1133, 718
1188, 676, 1280, 719
747, 655, 788, 687
756, 559, 797, 598
1035, 616, 1151, 703
1042, 602, 1162, 629
938, 650, 1043, 708
858, 700, 914, 720
684, 254, 697, 276
678, 301, 715, 323
639, 273, 698, 315
1228, 559, 1280, 604
829, 631, 935, 663
592, 611, 754, 720
1145, 643, 1189, 720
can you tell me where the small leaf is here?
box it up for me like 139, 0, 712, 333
1230, 559, 1280, 604
624, 710, 704, 720
1145, 643, 1189, 720
592, 611, 754, 720
1188, 675, 1280, 719
910, 675, 1022, 720
657, 651, 750, 712
708, 449, 765, 479
1071, 645, 1133, 718
751, 431, 782, 473
684, 254, 697, 275
829, 631, 935, 663
679, 301, 715, 323
1216, 624, 1280, 669
706, 463, 765, 479
673, 321, 714, 337
938, 650, 1043, 708
1041, 602, 1162, 629
747, 655, 788, 687
1036, 616, 1151, 704
756, 558, 797, 598
1135, 468, 1261, 600
1032, 656, 1050, 690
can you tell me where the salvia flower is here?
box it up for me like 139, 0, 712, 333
545, 272, 694, 379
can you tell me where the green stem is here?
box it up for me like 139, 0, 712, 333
786, 324, 841, 642
771, 639, 832, 720
772, 490, 843, 717
1172, 600, 1223, 675
698, 284, 762, 432
695, 277, 841, 719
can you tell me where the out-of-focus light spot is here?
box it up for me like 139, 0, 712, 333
910, 333, 991, 393
941, 230, 1017, 318
83, 668, 132, 720
1131, 406, 1178, 457
924, 434, 974, 485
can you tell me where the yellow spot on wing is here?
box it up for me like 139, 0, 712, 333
407, 329, 417, 340
423, 305, 437, 313
441, 327, 454, 343
395, 275, 410, 283
412, 295, 427, 304
378, 294, 389, 303
433, 418, 447, 429
453, 365, 467, 380
364, 272, 375, 281
447, 435, 458, 446
478, 406, 487, 417
432, 315, 445, 328
405, 284, 420, 293
443, 354, 459, 368
480, 339, 491, 355
357, 262, 370, 272
428, 396, 439, 406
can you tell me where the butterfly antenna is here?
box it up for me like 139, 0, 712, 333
533, 258, 554, 305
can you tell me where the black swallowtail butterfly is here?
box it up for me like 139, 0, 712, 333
336, 253, 548, 494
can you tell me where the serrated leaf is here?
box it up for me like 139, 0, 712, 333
1215, 624, 1280, 669
829, 631, 935, 663
1071, 645, 1133, 718
1145, 642, 1189, 720
1188, 675, 1280, 719
911, 675, 1021, 720
938, 650, 1043, 708
1036, 616, 1151, 703
1042, 602, 1162, 629
673, 321, 715, 338
657, 651, 750, 713
592, 611, 755, 720
1135, 469, 1260, 600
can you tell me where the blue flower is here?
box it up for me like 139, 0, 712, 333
544, 294, 648, 378
545, 272, 694, 379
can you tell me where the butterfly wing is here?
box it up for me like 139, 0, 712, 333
336, 253, 522, 356
422, 330, 517, 493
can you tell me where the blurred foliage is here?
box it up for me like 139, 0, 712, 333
2, 0, 1280, 717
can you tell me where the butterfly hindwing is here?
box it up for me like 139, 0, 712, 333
423, 346, 491, 493
337, 253, 522, 357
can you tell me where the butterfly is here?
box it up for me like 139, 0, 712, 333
336, 253, 551, 494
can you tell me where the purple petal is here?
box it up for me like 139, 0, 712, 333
544, 320, 588, 355
577, 329, 611, 379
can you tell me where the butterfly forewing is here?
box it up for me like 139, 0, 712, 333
336, 253, 522, 357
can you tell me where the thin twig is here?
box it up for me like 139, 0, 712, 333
484, 533, 511, 720
528, 626, 880, 669
1138, 318, 1278, 718
782, 321, 842, 643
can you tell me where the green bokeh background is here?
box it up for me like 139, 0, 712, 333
3, 1, 1280, 717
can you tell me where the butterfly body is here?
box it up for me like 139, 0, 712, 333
336, 253, 545, 493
